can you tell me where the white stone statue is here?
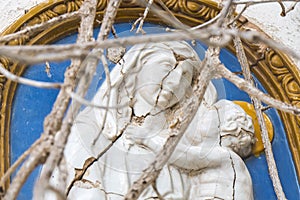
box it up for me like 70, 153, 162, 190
47, 41, 255, 200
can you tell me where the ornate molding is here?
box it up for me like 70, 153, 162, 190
0, 0, 299, 191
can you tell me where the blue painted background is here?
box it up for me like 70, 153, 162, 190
10, 23, 300, 199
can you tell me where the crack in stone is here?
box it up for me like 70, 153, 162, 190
132, 112, 150, 125
66, 111, 134, 196
215, 104, 237, 200
211, 197, 225, 200
73, 179, 102, 189
229, 152, 237, 200
154, 65, 177, 108
214, 105, 222, 146
154, 51, 189, 109
75, 178, 126, 200
220, 128, 254, 139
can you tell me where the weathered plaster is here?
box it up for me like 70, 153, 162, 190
237, 3, 300, 67
0, 0, 45, 33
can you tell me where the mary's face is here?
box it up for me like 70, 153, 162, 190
135, 47, 194, 111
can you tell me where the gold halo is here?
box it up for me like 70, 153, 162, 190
234, 101, 274, 156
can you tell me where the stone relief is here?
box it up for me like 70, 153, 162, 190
46, 41, 255, 199
0, 0, 299, 198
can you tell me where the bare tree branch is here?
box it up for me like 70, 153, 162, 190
3, 0, 98, 199
227, 3, 249, 26
131, 0, 154, 33
3, 140, 52, 200
33, 0, 99, 197
92, 54, 111, 145
276, 0, 287, 16
0, 63, 62, 88
217, 64, 300, 116
233, 33, 286, 199
0, 11, 80, 44
66, 89, 127, 109
217, 0, 234, 27
285, 0, 299, 14
138, 0, 190, 31
0, 137, 42, 187
1, 26, 299, 64
190, 13, 221, 30
37, 0, 122, 197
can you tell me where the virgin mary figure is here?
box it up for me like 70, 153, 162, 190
48, 41, 255, 200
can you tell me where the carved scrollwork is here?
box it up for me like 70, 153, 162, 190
52, 4, 68, 15
160, 0, 180, 11
5, 0, 85, 46
266, 51, 290, 78
7, 35, 29, 46
0, 57, 12, 70
182, 0, 218, 20
0, 57, 12, 89
28, 9, 60, 26
97, 0, 108, 10
282, 74, 300, 101
265, 49, 300, 127
161, 0, 219, 22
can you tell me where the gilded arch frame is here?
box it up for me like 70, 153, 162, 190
0, 0, 299, 190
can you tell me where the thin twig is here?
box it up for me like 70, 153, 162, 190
285, 0, 299, 14
167, 12, 221, 32
0, 11, 80, 44
66, 90, 127, 109
0, 137, 42, 187
1, 26, 299, 64
217, 0, 234, 27
135, 0, 154, 34
217, 64, 300, 116
277, 0, 287, 16
151, 181, 164, 200
190, 13, 221, 30
34, 0, 99, 197
233, 34, 286, 200
3, 1, 98, 199
0, 63, 62, 89
45, 61, 52, 78
228, 4, 250, 26
92, 54, 112, 145
3, 140, 52, 200
39, 0, 122, 197
111, 25, 118, 38
138, 0, 190, 31
156, 0, 188, 28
